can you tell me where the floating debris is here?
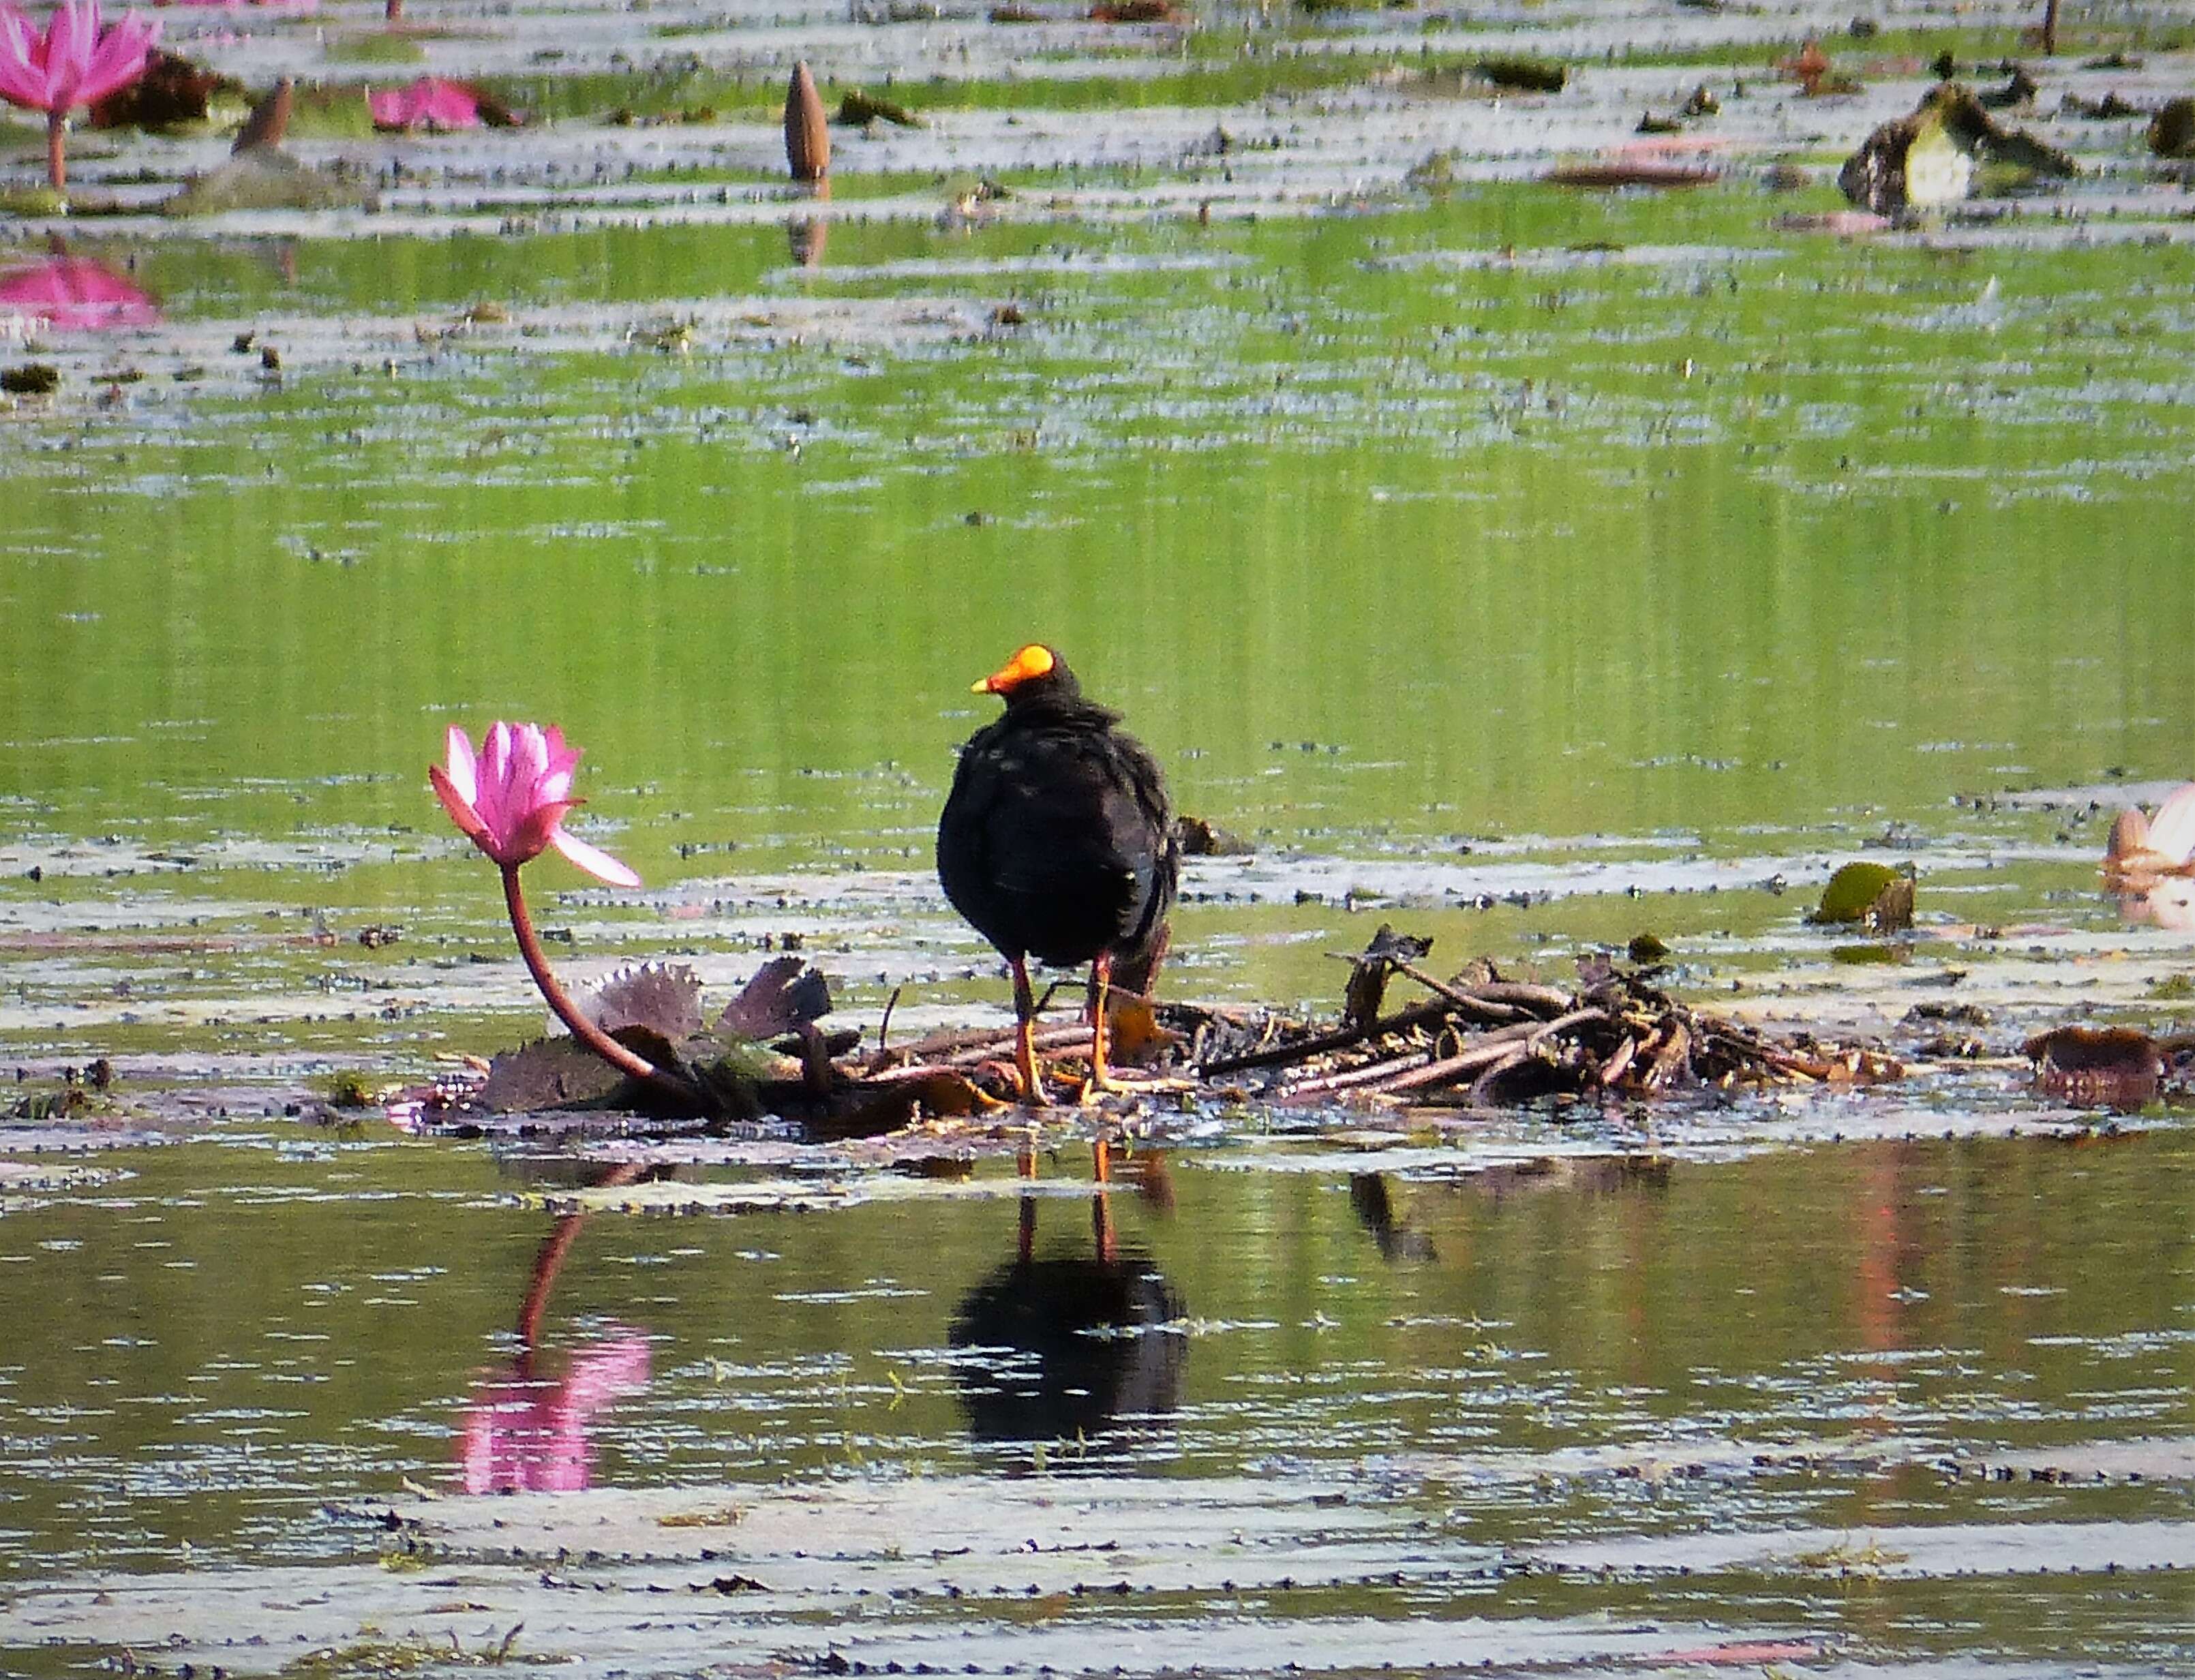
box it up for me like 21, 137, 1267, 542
87, 48, 243, 130
837, 88, 921, 128
1776, 38, 1860, 97
0, 362, 61, 395
1089, 0, 1180, 23
1838, 82, 2076, 215
1174, 812, 1251, 856
1978, 65, 2040, 110
1549, 151, 1721, 189
2061, 89, 2145, 121
1181, 941, 1901, 1109
2150, 97, 2195, 158
1403, 149, 1457, 196
231, 77, 291, 153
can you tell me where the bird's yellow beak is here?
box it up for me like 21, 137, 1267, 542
973, 643, 1055, 694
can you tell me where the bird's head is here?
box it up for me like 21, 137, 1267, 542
973, 643, 1079, 705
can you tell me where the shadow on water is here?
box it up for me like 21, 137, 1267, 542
949, 1146, 1184, 1458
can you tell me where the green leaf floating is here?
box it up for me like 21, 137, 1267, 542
1810, 861, 1916, 931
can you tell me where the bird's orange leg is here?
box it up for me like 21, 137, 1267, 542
1010, 955, 1042, 1103
1081, 950, 1114, 1103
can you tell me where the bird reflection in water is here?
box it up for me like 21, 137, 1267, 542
459, 1161, 653, 1494
949, 1140, 1183, 1458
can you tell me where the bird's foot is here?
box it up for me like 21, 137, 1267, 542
1076, 1068, 1185, 1105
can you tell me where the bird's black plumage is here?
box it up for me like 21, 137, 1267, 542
937, 646, 1177, 995
937, 645, 1178, 1101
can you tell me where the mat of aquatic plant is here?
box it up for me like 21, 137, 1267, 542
7, 0, 2195, 1672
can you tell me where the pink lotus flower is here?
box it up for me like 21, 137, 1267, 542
367, 74, 480, 132
459, 1331, 651, 1494
430, 720, 641, 886
0, 0, 160, 189
0, 254, 157, 331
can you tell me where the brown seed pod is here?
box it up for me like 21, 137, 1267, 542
784, 62, 830, 183
232, 78, 292, 154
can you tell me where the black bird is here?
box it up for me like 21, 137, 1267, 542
937, 644, 1178, 1101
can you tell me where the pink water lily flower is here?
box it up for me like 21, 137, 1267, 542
0, 254, 157, 331
367, 74, 481, 132
0, 0, 160, 189
431, 720, 641, 887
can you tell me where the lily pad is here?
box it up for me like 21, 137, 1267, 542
584, 961, 706, 1041
1808, 861, 1914, 930
716, 954, 832, 1041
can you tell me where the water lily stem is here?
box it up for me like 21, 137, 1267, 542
498, 863, 704, 1108
46, 110, 66, 194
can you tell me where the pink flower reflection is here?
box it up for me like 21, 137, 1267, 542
2118, 878, 2195, 933
0, 256, 158, 331
459, 1329, 651, 1494
368, 74, 481, 132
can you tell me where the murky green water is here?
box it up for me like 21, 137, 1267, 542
7, 190, 2193, 1053
5, 7, 2195, 1665
16, 204, 2195, 847
4, 1129, 2192, 1574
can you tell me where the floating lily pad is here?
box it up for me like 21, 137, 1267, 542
2023, 1024, 2165, 1110
585, 962, 706, 1041
1809, 861, 1914, 931
716, 955, 831, 1042
479, 1035, 626, 1112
